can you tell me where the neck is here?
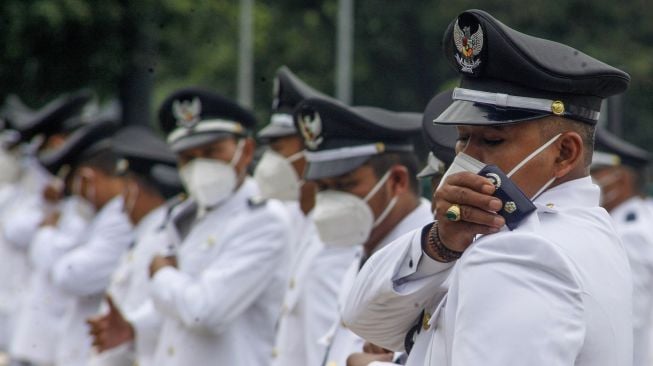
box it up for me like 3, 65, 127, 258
131, 192, 165, 224
362, 194, 420, 256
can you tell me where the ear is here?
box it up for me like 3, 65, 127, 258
388, 165, 410, 196
553, 131, 584, 178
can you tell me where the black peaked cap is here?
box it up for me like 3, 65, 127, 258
158, 87, 257, 153
435, 9, 630, 126
295, 97, 421, 180
258, 66, 330, 139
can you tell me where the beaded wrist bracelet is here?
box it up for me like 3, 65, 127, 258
427, 221, 464, 262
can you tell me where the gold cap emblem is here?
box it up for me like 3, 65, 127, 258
551, 101, 565, 115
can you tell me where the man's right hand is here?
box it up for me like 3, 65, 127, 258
87, 295, 135, 353
432, 172, 505, 253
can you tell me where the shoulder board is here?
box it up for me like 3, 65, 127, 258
248, 196, 268, 209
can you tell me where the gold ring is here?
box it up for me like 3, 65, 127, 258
445, 204, 461, 222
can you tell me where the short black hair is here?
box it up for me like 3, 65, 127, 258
539, 116, 595, 166
364, 151, 421, 196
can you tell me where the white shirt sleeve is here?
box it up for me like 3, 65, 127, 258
342, 224, 453, 351
53, 206, 133, 297
448, 231, 586, 365
149, 206, 290, 334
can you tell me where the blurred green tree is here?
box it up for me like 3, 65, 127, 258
0, 0, 651, 151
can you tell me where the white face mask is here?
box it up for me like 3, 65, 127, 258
180, 139, 245, 210
69, 194, 96, 221
438, 133, 562, 200
0, 148, 20, 185
312, 170, 398, 247
253, 149, 303, 201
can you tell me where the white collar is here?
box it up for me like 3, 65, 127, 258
534, 176, 599, 212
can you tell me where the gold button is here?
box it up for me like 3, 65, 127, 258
207, 236, 216, 246
327, 362, 337, 366
546, 203, 555, 208
422, 312, 431, 330
167, 346, 174, 356
289, 278, 295, 289
271, 347, 278, 358
551, 100, 565, 115
340, 319, 347, 328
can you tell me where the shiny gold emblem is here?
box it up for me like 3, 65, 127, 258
504, 201, 517, 213
551, 100, 565, 115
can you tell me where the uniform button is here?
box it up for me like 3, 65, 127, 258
167, 346, 175, 356
207, 235, 216, 246
271, 347, 278, 358
327, 362, 337, 366
340, 319, 347, 329
546, 203, 555, 208
289, 278, 295, 289
422, 312, 431, 330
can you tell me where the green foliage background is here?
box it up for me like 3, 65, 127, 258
1, 0, 652, 151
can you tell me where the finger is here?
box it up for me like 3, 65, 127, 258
443, 171, 497, 195
438, 185, 502, 212
439, 220, 502, 248
438, 203, 504, 228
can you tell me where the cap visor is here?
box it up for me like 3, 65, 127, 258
433, 100, 548, 125
169, 132, 234, 153
257, 124, 296, 140
305, 156, 371, 180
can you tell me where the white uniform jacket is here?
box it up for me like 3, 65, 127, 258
343, 177, 634, 366
88, 204, 168, 366
0, 158, 52, 349
150, 178, 291, 366
321, 199, 433, 366
10, 196, 92, 364
53, 196, 134, 366
610, 197, 653, 366
272, 202, 359, 366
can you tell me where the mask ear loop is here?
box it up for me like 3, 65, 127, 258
363, 170, 398, 228
229, 139, 246, 167
507, 133, 562, 178
124, 180, 140, 217
287, 150, 304, 163
364, 170, 393, 202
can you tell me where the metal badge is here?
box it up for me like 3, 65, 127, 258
298, 109, 324, 149
172, 97, 202, 128
453, 18, 484, 75
504, 201, 517, 213
551, 100, 565, 115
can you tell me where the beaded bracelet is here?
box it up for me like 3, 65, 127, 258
427, 221, 464, 262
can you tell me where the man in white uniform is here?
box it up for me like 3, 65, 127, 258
345, 90, 457, 366
343, 9, 633, 366
40, 118, 134, 366
86, 125, 182, 366
254, 66, 360, 366
590, 127, 653, 366
145, 88, 291, 366
0, 90, 93, 357
291, 97, 432, 366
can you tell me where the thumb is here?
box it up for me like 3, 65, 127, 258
105, 294, 119, 314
